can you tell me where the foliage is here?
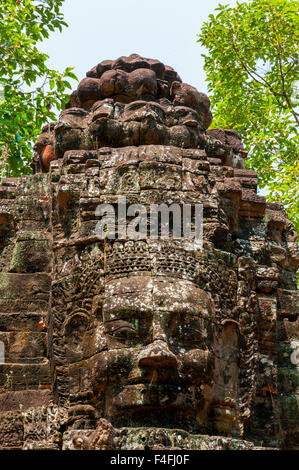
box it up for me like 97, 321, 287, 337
198, 0, 299, 231
0, 0, 77, 177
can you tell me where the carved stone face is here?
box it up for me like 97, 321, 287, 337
61, 229, 244, 435
88, 275, 214, 429
39, 55, 298, 447
0, 54, 298, 451
54, 140, 242, 434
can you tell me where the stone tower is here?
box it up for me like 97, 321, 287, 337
0, 54, 298, 450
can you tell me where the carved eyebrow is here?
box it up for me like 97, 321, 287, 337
105, 320, 137, 333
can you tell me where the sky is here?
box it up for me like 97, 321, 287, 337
41, 0, 238, 95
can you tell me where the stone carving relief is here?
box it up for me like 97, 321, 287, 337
0, 54, 298, 450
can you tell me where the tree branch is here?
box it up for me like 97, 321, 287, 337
230, 35, 288, 112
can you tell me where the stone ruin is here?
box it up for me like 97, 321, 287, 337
0, 54, 298, 450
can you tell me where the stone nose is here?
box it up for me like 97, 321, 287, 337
138, 340, 177, 369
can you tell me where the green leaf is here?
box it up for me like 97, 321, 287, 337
197, 0, 299, 231
0, 0, 76, 179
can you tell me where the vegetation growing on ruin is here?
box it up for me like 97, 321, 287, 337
198, 0, 298, 230
0, 0, 77, 178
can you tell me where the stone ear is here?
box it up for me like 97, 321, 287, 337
63, 313, 89, 337
221, 319, 240, 332
221, 320, 240, 352
64, 313, 90, 363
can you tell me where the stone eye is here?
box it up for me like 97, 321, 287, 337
105, 320, 139, 344
114, 326, 138, 341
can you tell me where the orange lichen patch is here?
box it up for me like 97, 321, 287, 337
41, 145, 55, 172
263, 386, 277, 394
38, 385, 52, 391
